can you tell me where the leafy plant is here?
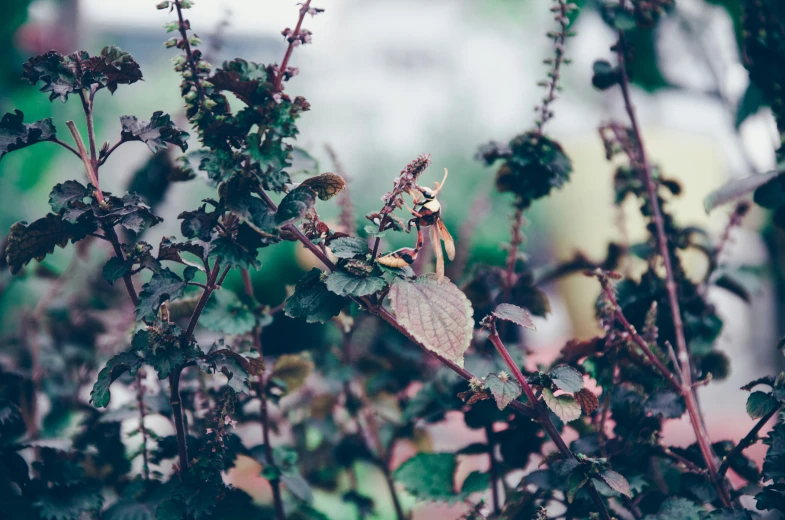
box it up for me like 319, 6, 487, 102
1, 0, 784, 519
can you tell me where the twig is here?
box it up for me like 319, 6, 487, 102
485, 424, 501, 515
135, 371, 151, 481
487, 320, 612, 520
173, 0, 205, 103
65, 121, 103, 202
241, 269, 286, 520
169, 367, 189, 477
717, 404, 781, 478
534, 0, 572, 135
660, 447, 705, 474
97, 139, 125, 167
273, 0, 313, 92
50, 137, 82, 159
504, 207, 525, 300
613, 10, 730, 504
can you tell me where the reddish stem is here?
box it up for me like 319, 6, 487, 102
273, 0, 313, 92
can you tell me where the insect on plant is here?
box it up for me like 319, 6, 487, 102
378, 168, 455, 279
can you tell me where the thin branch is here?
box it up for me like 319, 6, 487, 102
717, 404, 781, 478
169, 367, 189, 477
79, 89, 98, 164
97, 139, 126, 167
504, 207, 525, 300
613, 13, 730, 503
65, 121, 103, 202
135, 371, 151, 481
273, 0, 313, 92
660, 447, 705, 474
50, 137, 82, 159
173, 0, 205, 103
485, 424, 501, 515
487, 320, 612, 520
241, 268, 286, 520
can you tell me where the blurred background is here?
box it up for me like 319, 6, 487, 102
1, 0, 784, 517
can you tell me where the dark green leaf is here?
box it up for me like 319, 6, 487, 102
644, 389, 686, 419
325, 270, 386, 297
735, 83, 766, 128
566, 469, 588, 503
121, 111, 189, 153
136, 266, 197, 321
179, 205, 220, 241
328, 236, 369, 259
102, 257, 129, 285
49, 180, 89, 214
746, 391, 779, 419
283, 268, 345, 323
755, 484, 785, 512
0, 110, 56, 161
485, 373, 522, 410
90, 352, 143, 408
276, 186, 316, 226
592, 59, 620, 90
6, 214, 96, 274
393, 453, 456, 502
642, 497, 703, 520
34, 485, 103, 520
201, 289, 257, 335
549, 365, 584, 393
460, 471, 489, 495
208, 236, 261, 270
703, 509, 753, 520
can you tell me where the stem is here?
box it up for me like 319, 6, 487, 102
65, 121, 103, 202
660, 447, 705, 474
97, 139, 125, 167
487, 322, 612, 520
79, 90, 97, 164
534, 0, 569, 135
614, 17, 730, 503
599, 277, 731, 504
135, 371, 151, 481
717, 404, 781, 478
273, 0, 313, 92
485, 424, 501, 515
504, 207, 524, 300
182, 261, 221, 344
241, 269, 285, 520
169, 368, 189, 476
50, 137, 82, 159
104, 225, 139, 305
173, 0, 205, 103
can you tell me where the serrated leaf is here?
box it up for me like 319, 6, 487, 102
158, 236, 205, 264
643, 497, 704, 520
0, 110, 56, 161
762, 420, 785, 481
300, 173, 346, 200
136, 266, 197, 320
704, 170, 781, 213
121, 112, 189, 153
394, 453, 456, 502
276, 186, 316, 226
542, 388, 581, 423
82, 45, 143, 93
329, 236, 369, 259
201, 289, 257, 335
34, 485, 104, 520
598, 469, 631, 497
284, 268, 345, 323
491, 303, 535, 329
746, 391, 780, 419
49, 180, 88, 213
325, 270, 386, 297
566, 469, 588, 503
179, 205, 220, 241
208, 236, 261, 270
271, 354, 314, 395
90, 351, 143, 408
6, 214, 95, 274
485, 373, 522, 410
644, 389, 686, 419
388, 275, 474, 367
204, 353, 251, 394
575, 388, 599, 415
704, 509, 753, 520
549, 365, 584, 393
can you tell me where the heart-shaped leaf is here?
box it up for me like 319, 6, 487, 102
388, 275, 474, 367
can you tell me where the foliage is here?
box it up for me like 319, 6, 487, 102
1, 1, 784, 520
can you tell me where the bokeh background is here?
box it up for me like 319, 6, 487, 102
1, 0, 784, 518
